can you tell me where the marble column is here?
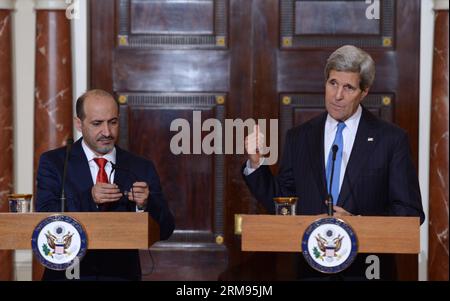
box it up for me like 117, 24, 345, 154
0, 0, 15, 281
429, 0, 449, 281
33, 0, 72, 281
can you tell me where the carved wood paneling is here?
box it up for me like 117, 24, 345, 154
281, 0, 394, 48
117, 0, 228, 48
113, 49, 229, 92
295, 1, 380, 35
117, 93, 226, 246
279, 94, 394, 148
91, 0, 421, 280
130, 0, 215, 35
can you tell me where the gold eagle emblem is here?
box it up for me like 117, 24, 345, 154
45, 230, 74, 252
316, 233, 343, 254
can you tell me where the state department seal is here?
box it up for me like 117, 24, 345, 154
301, 217, 358, 274
31, 215, 88, 271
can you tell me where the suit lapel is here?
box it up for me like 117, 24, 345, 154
113, 147, 129, 190
69, 139, 96, 210
306, 113, 328, 202
337, 108, 380, 206
113, 147, 133, 210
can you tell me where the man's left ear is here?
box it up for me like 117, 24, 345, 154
361, 88, 369, 99
74, 117, 82, 132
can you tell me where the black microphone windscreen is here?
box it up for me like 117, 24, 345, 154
332, 144, 338, 153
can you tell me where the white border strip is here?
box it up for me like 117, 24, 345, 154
14, 250, 32, 281
0, 0, 15, 10
434, 0, 449, 10
72, 0, 87, 141
34, 0, 68, 10
419, 0, 435, 281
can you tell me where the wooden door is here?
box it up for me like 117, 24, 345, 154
90, 0, 420, 280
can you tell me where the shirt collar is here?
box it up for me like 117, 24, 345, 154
81, 139, 116, 164
325, 104, 362, 133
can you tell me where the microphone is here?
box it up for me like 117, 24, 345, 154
109, 162, 139, 182
109, 162, 142, 209
327, 144, 339, 216
60, 138, 74, 212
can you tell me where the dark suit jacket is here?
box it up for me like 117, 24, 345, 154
36, 138, 175, 281
244, 108, 425, 279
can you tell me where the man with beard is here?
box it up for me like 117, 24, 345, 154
36, 89, 175, 280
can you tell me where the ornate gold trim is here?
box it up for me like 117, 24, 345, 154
216, 95, 225, 105
8, 194, 32, 199
234, 214, 242, 235
382, 96, 392, 106
282, 96, 291, 105
282, 37, 292, 47
382, 37, 392, 47
118, 95, 128, 105
216, 36, 226, 47
215, 235, 224, 245
118, 35, 129, 46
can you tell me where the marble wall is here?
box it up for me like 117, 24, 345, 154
0, 7, 14, 281
34, 10, 73, 166
32, 6, 73, 281
428, 6, 449, 281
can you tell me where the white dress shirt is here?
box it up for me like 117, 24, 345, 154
81, 140, 143, 212
82, 140, 116, 184
324, 105, 362, 192
244, 105, 363, 193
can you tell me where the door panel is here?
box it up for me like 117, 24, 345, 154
91, 0, 420, 280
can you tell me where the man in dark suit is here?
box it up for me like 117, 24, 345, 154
243, 45, 424, 280
36, 89, 175, 280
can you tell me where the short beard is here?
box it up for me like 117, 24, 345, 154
95, 144, 114, 155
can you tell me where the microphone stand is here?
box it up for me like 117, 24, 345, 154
109, 162, 142, 210
109, 162, 154, 275
61, 138, 74, 212
327, 145, 338, 216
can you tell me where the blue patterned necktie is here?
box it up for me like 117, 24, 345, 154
326, 122, 346, 205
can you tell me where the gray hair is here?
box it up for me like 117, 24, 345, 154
324, 45, 375, 91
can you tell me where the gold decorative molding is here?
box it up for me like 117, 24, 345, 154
118, 35, 129, 46
282, 37, 292, 47
216, 36, 226, 47
118, 95, 128, 104
382, 96, 392, 106
216, 95, 225, 105
382, 37, 392, 47
215, 235, 224, 245
282, 96, 291, 105
234, 214, 242, 235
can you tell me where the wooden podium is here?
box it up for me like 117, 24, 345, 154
241, 215, 420, 254
0, 212, 160, 250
